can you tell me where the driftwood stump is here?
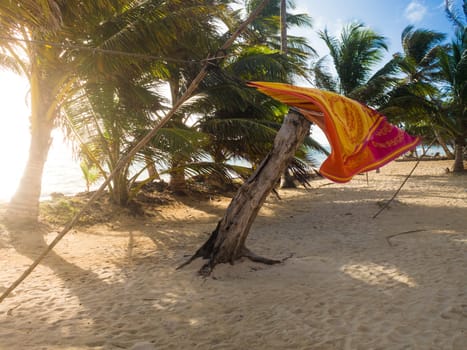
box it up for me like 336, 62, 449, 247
179, 110, 311, 274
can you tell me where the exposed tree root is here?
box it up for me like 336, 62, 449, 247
188, 249, 292, 277
176, 222, 220, 271
177, 227, 293, 276
241, 247, 282, 265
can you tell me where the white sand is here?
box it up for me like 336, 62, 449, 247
1, 160, 466, 350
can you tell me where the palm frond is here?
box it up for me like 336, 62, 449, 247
319, 22, 388, 96
444, 0, 467, 30
310, 56, 338, 92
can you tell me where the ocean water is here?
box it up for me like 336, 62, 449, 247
0, 123, 450, 205
0, 139, 88, 203
0, 144, 323, 204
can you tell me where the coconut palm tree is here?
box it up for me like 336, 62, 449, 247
0, 0, 129, 223
148, 0, 317, 193
245, 0, 315, 78
380, 26, 454, 159
186, 0, 322, 190
438, 0, 466, 172
312, 22, 397, 107
64, 0, 232, 200
64, 76, 167, 205
191, 46, 324, 186
0, 0, 233, 217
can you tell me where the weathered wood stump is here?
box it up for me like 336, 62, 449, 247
178, 110, 311, 274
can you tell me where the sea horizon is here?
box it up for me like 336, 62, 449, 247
0, 142, 449, 204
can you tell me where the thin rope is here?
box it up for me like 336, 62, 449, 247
372, 138, 437, 219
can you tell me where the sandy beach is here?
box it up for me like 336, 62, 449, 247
0, 160, 466, 350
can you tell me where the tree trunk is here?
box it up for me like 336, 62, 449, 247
111, 170, 130, 206
6, 68, 56, 224
280, 0, 287, 55
434, 130, 454, 158
452, 136, 465, 173
145, 155, 160, 180
280, 168, 296, 188
179, 111, 310, 274
7, 118, 53, 223
169, 159, 187, 195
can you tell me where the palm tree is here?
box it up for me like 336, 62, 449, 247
312, 22, 396, 106
0, 1, 128, 223
245, 0, 315, 77
69, 0, 228, 201
439, 0, 467, 172
156, 6, 229, 194
192, 48, 324, 185
186, 0, 320, 190
145, 0, 317, 194
64, 75, 166, 205
380, 26, 454, 159
0, 0, 233, 217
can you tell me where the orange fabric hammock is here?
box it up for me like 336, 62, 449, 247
248, 81, 420, 183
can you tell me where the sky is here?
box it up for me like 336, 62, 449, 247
290, 0, 453, 62
0, 0, 459, 201
274, 0, 454, 147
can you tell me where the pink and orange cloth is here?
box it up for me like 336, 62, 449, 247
249, 81, 420, 183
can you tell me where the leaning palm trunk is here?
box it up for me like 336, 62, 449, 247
179, 110, 310, 274
434, 130, 454, 158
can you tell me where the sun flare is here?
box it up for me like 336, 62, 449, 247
0, 71, 30, 202
0, 71, 88, 203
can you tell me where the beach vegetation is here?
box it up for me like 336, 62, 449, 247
311, 22, 398, 107
438, 0, 467, 172
1, 0, 464, 227
380, 26, 451, 157
191, 0, 322, 191
0, 0, 121, 223
63, 0, 227, 204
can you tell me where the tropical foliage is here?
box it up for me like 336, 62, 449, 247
64, 0, 229, 202
439, 0, 467, 171
380, 26, 448, 151
0, 0, 128, 221
1, 0, 465, 224
311, 6, 466, 172
381, 0, 466, 172
311, 22, 400, 108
